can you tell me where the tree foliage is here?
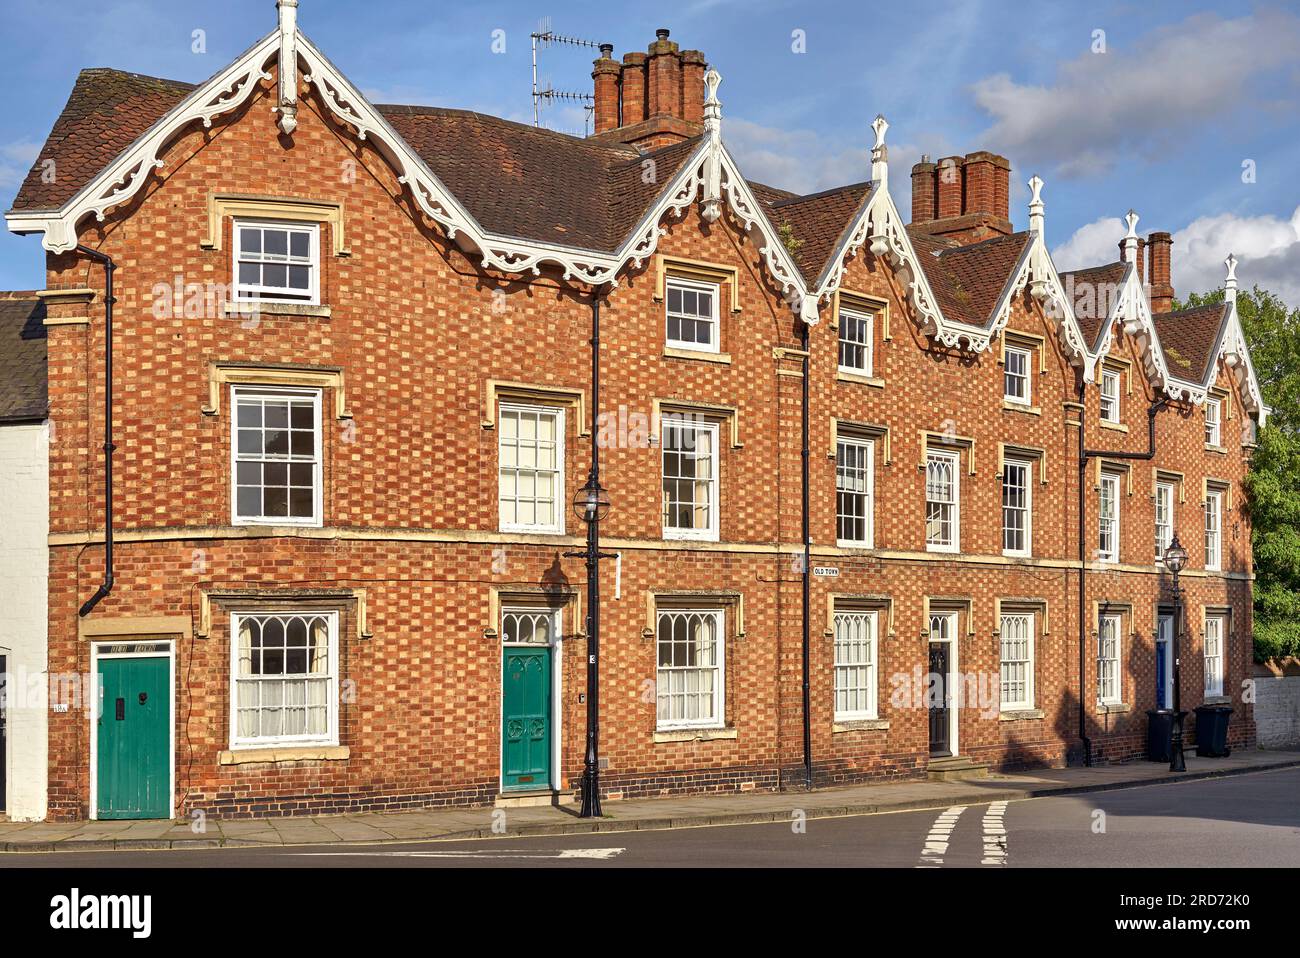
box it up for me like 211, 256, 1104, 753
1176, 285, 1300, 661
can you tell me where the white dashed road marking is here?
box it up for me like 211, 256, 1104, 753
981, 801, 1009, 866
916, 805, 967, 868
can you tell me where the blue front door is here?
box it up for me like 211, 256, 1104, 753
1156, 640, 1168, 709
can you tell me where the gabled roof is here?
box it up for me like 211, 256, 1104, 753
0, 293, 48, 423
759, 182, 873, 283
907, 229, 1032, 328
380, 106, 700, 252
11, 69, 195, 213
1060, 260, 1128, 351
1152, 302, 1231, 382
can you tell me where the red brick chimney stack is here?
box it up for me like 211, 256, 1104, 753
909, 151, 1013, 245
1148, 231, 1174, 313
589, 29, 708, 149
911, 155, 938, 222
592, 43, 620, 133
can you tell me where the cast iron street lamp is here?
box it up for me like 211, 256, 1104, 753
565, 288, 615, 818
1164, 533, 1189, 772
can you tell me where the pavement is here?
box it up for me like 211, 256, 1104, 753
2, 747, 1297, 854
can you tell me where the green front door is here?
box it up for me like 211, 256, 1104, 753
96, 656, 170, 819
501, 646, 552, 791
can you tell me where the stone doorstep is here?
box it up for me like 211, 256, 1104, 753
4, 751, 1299, 853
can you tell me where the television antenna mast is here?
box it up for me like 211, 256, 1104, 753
531, 19, 603, 133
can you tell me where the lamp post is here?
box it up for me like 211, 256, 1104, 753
565, 288, 614, 818
1164, 533, 1189, 772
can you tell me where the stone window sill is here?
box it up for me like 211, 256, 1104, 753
1202, 695, 1232, 705
833, 718, 890, 733
999, 708, 1045, 722
1204, 444, 1227, 455
1098, 702, 1131, 714
663, 346, 731, 364
1100, 420, 1129, 433
836, 370, 885, 388
219, 745, 349, 765
223, 301, 332, 319
653, 727, 737, 743
1002, 400, 1040, 416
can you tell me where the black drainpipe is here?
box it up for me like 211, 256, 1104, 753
77, 245, 117, 617
800, 321, 813, 789
1076, 388, 1168, 765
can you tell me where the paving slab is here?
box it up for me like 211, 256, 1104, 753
3, 748, 1297, 852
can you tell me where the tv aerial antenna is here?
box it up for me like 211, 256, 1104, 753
531, 18, 604, 133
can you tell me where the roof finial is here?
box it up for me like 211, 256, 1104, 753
701, 69, 723, 223
276, 0, 299, 135
871, 114, 889, 188
1224, 253, 1238, 303
1028, 175, 1045, 234
703, 68, 722, 138
1123, 209, 1140, 264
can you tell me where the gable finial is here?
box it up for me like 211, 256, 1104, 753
871, 114, 889, 188
1028, 175, 1045, 234
1123, 209, 1140, 264
276, 0, 300, 135
703, 69, 722, 135
1224, 253, 1238, 303
701, 69, 723, 223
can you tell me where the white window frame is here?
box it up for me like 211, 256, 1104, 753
1154, 481, 1174, 562
1100, 368, 1121, 423
835, 437, 874, 548
229, 610, 339, 750
497, 403, 565, 535
925, 449, 960, 553
838, 308, 873, 376
655, 607, 725, 730
1204, 615, 1224, 697
1204, 489, 1223, 571
1001, 458, 1032, 557
661, 417, 720, 542
233, 219, 320, 305
664, 276, 720, 353
999, 612, 1035, 711
230, 385, 323, 527
1098, 471, 1121, 563
1097, 612, 1123, 706
833, 610, 879, 721
1003, 346, 1032, 405
1204, 398, 1222, 446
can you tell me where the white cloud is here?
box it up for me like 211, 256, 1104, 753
725, 116, 951, 197
971, 10, 1300, 178
1052, 206, 1300, 308
0, 140, 40, 192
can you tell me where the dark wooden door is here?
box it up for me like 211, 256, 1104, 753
928, 642, 951, 756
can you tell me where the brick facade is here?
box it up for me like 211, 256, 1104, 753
29, 57, 1256, 821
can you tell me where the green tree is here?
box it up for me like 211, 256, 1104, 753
1176, 285, 1300, 661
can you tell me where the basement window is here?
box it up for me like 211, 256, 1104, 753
234, 219, 320, 305
665, 276, 719, 352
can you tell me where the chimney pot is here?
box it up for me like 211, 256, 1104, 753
657, 28, 670, 39
599, 42, 613, 58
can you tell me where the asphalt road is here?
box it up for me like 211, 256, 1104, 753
3, 766, 1299, 868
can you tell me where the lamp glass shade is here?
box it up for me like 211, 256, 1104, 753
572, 480, 611, 524
1164, 534, 1189, 574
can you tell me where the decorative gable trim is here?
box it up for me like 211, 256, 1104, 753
6, 31, 281, 253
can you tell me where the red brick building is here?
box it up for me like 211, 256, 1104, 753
5, 8, 1265, 820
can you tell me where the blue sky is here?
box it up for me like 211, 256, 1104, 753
2, 0, 1297, 302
